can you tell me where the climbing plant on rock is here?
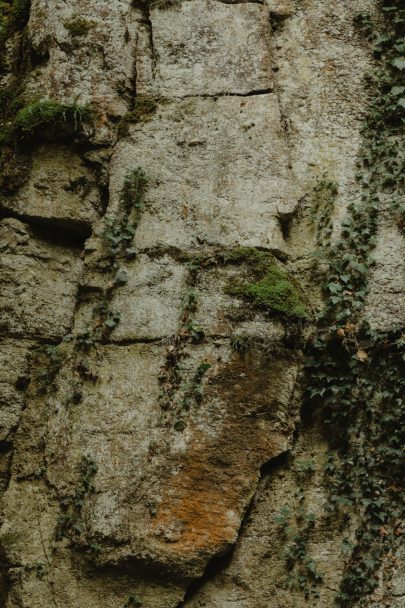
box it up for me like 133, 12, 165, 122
306, 1, 405, 605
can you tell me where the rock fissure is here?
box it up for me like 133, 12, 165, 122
172, 87, 275, 99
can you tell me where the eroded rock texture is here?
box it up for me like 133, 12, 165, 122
0, 1, 403, 607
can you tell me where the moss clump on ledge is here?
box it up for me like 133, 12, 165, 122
0, 100, 93, 143
63, 16, 95, 37
220, 247, 270, 273
224, 248, 308, 319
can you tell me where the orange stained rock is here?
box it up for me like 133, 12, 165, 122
150, 353, 297, 560
151, 443, 250, 556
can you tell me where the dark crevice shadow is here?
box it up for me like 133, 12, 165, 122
0, 208, 91, 246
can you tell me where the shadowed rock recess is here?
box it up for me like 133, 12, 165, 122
0, 0, 403, 607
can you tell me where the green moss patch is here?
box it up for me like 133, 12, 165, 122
219, 247, 270, 273
224, 248, 308, 319
63, 17, 95, 37
1, 100, 93, 143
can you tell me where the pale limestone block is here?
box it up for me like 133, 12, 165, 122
111, 95, 297, 253
2, 145, 101, 236
365, 223, 405, 332
75, 254, 188, 340
26, 0, 140, 136
146, 0, 272, 96
0, 219, 82, 340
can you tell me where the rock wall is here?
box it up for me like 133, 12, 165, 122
0, 1, 403, 607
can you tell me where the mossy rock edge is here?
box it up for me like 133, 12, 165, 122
224, 248, 309, 319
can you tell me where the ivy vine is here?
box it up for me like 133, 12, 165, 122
305, 2, 404, 605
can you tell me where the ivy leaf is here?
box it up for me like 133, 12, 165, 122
327, 282, 341, 294
397, 98, 405, 109
374, 34, 390, 46
125, 246, 137, 259
341, 539, 353, 555
104, 318, 118, 329
391, 85, 405, 95
391, 57, 405, 70
114, 269, 128, 285
364, 558, 377, 570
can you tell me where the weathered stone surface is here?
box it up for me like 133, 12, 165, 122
1, 477, 186, 608
270, 0, 375, 245
185, 426, 353, 608
43, 343, 164, 488
76, 254, 188, 340
111, 95, 297, 253
15, 341, 299, 580
0, 339, 32, 443
141, 0, 272, 97
1, 145, 102, 235
365, 222, 405, 332
0, 219, 82, 340
265, 0, 295, 16
143, 344, 299, 577
0, 479, 58, 566
110, 256, 186, 341
1, 0, 404, 606
26, 0, 140, 120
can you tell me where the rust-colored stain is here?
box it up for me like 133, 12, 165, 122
152, 448, 245, 555
151, 353, 296, 559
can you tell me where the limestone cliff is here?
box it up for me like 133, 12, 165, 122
0, 1, 403, 607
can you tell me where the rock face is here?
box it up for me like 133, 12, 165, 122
0, 1, 403, 608
111, 94, 295, 252
143, 1, 272, 97
1, 145, 103, 236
